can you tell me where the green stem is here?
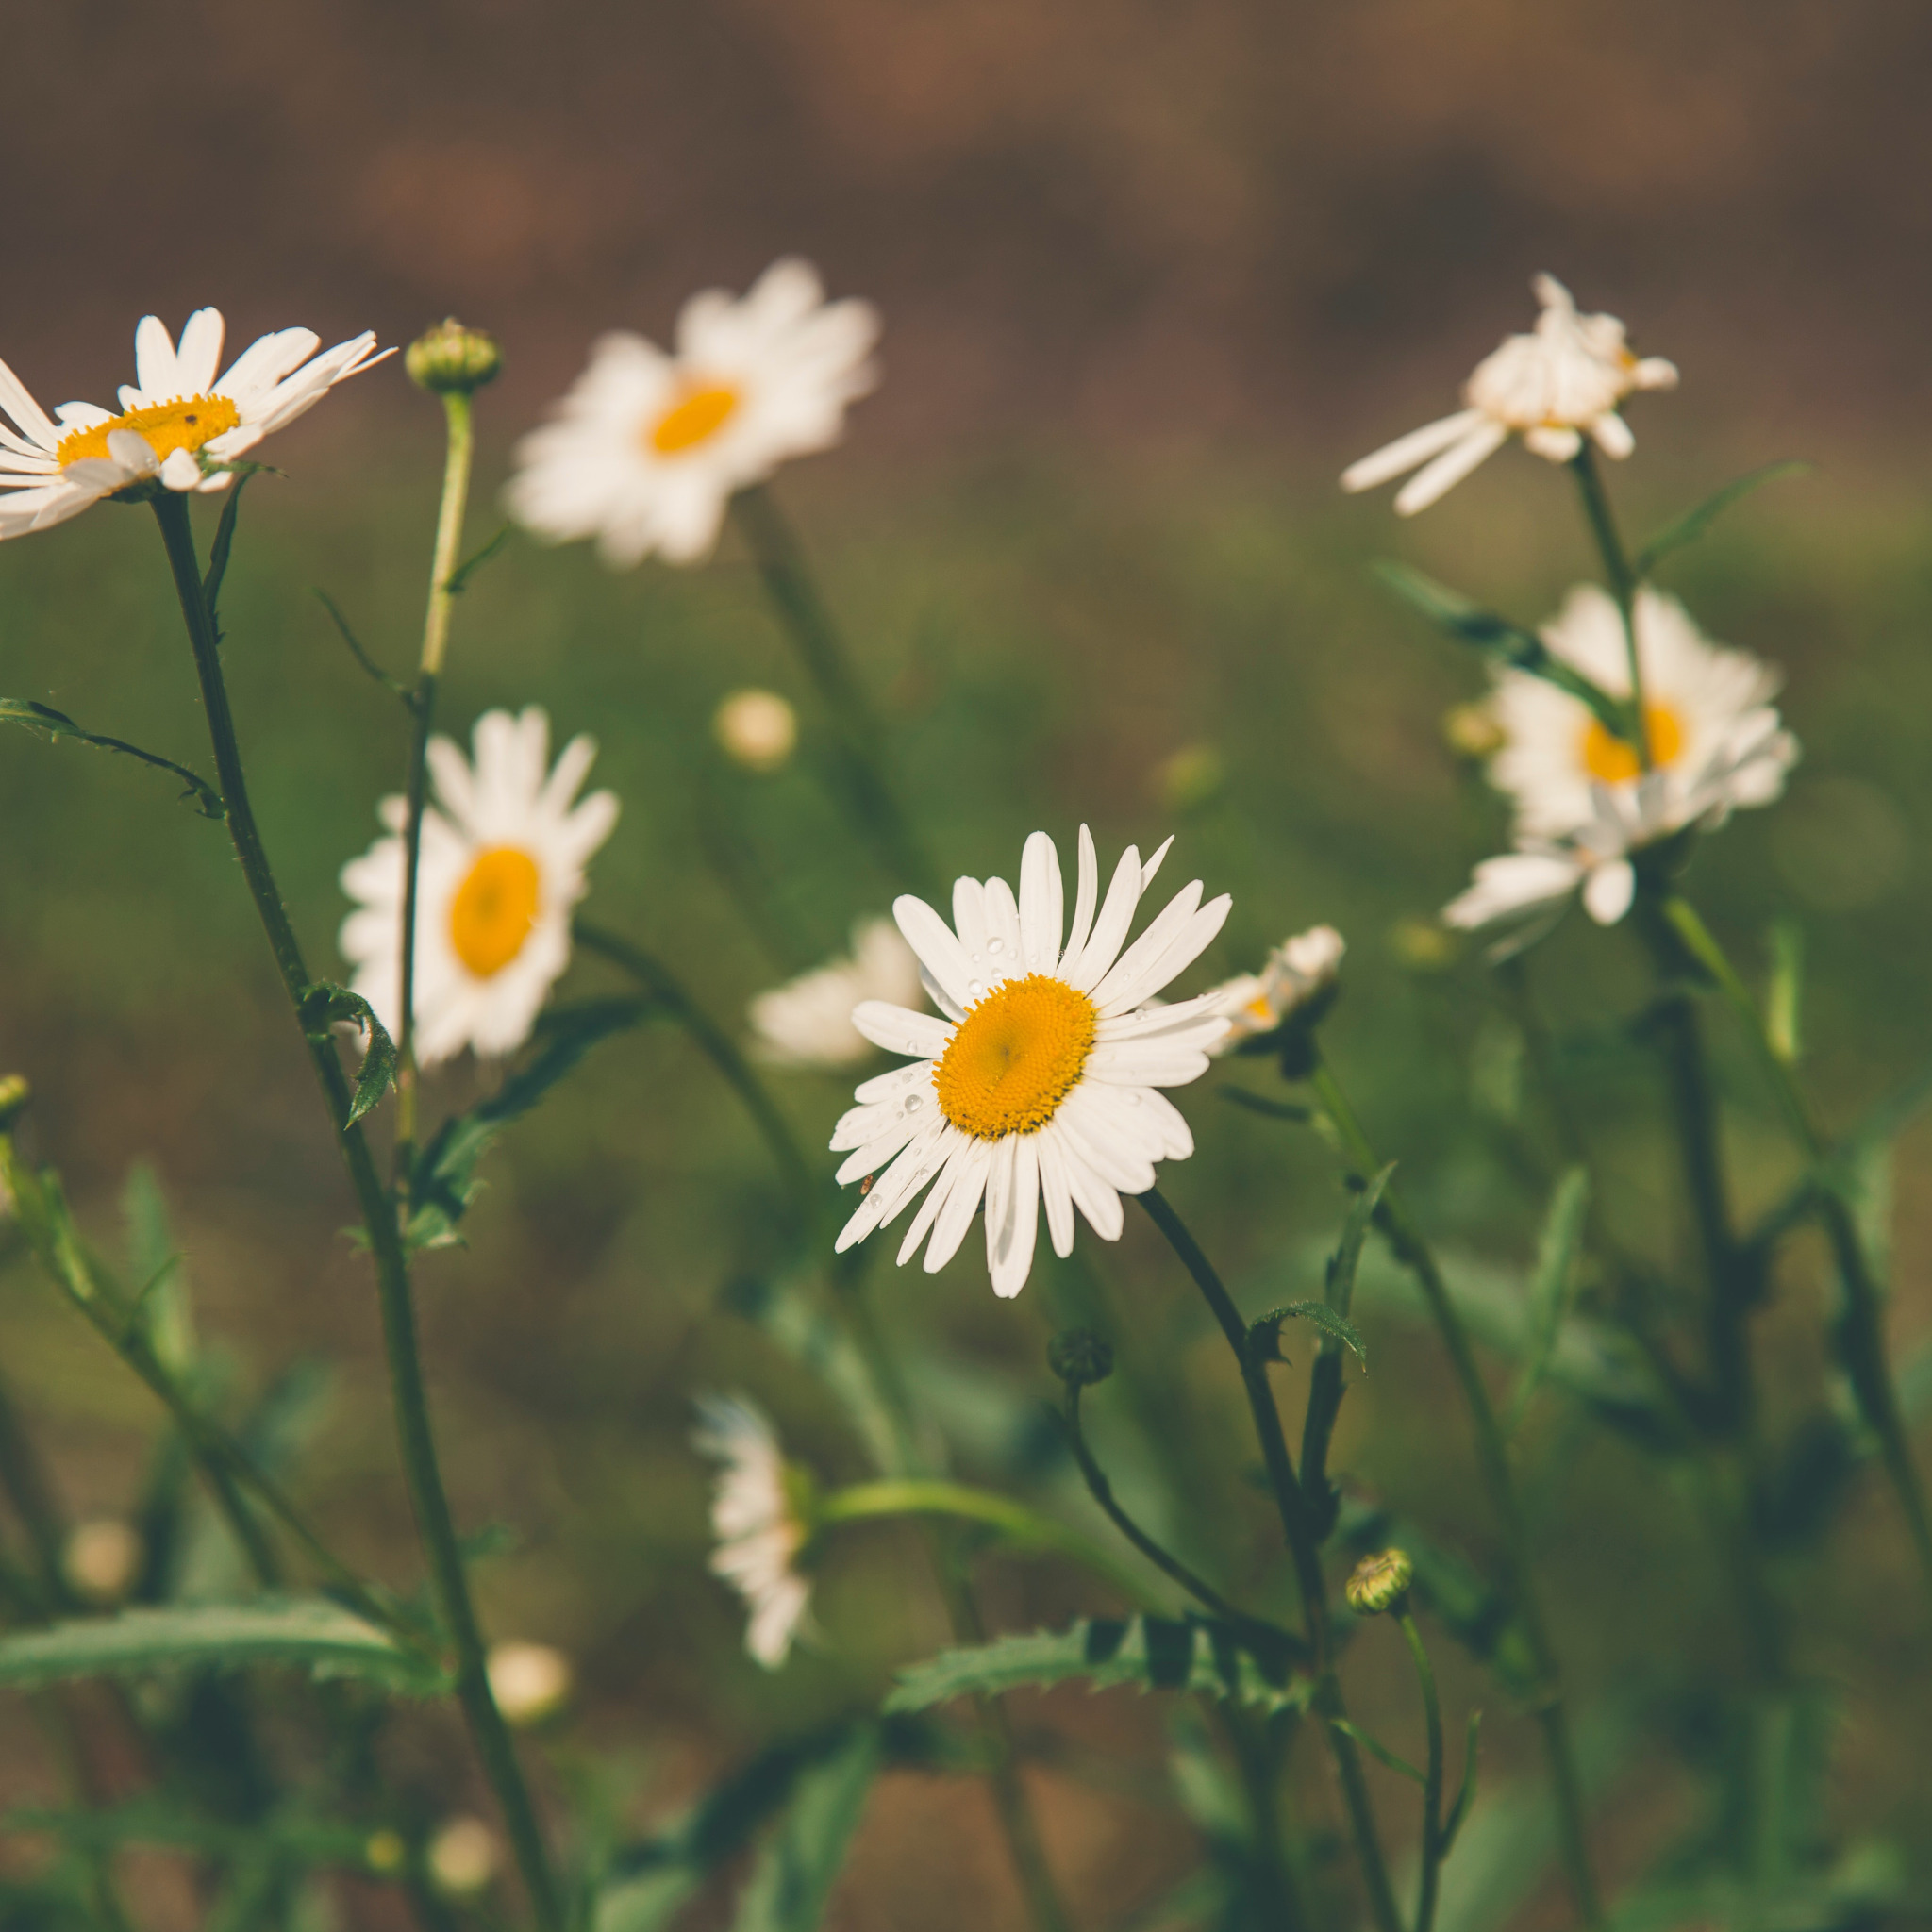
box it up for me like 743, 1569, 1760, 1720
0, 1372, 75, 1611
1306, 1058, 1603, 1930
730, 485, 940, 899
148, 494, 562, 1932
1397, 1610, 1446, 1932
1570, 445, 1649, 765
1137, 1188, 1404, 1932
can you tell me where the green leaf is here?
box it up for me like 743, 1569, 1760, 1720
1442, 1709, 1482, 1852
313, 590, 408, 697
122, 1161, 195, 1375
1634, 459, 1810, 576
1251, 1300, 1368, 1369
298, 982, 396, 1125
1327, 1164, 1393, 1322
1329, 1717, 1424, 1785
1766, 917, 1803, 1067
2, 697, 224, 820
884, 1617, 1312, 1717
0, 1599, 445, 1695
445, 525, 513, 598
1505, 1167, 1591, 1433
201, 467, 258, 637
728, 1726, 880, 1932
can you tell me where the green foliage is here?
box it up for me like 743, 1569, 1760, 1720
296, 981, 396, 1125
0, 696, 224, 820
728, 1726, 881, 1932
1250, 1298, 1368, 1368
1505, 1166, 1591, 1432
1634, 460, 1811, 576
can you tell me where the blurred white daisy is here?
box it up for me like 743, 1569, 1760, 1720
1207, 924, 1345, 1054
507, 258, 878, 568
0, 308, 389, 540
749, 917, 924, 1068
830, 828, 1231, 1300
693, 1394, 813, 1669
1341, 275, 1677, 516
338, 708, 618, 1067
1486, 584, 1796, 842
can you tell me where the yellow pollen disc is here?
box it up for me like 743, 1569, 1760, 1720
934, 974, 1098, 1141
647, 380, 741, 456
56, 393, 241, 470
1242, 992, 1275, 1024
1580, 703, 1685, 784
449, 846, 541, 978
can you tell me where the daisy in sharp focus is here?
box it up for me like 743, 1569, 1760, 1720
507, 258, 878, 569
693, 1395, 815, 1669
338, 708, 619, 1066
1207, 924, 1345, 1055
1341, 275, 1677, 516
0, 309, 389, 539
749, 917, 924, 1069
830, 828, 1232, 1300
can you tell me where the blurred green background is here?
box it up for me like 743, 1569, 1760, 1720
5, 4, 1932, 1927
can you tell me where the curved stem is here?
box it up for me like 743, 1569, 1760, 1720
1570, 446, 1650, 766
1398, 1610, 1446, 1932
149, 495, 562, 1932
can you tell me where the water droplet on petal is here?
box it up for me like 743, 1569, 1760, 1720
1124, 1091, 1141, 1106
903, 1093, 924, 1114
988, 937, 1005, 955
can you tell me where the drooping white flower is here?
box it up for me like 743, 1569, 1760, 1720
1341, 275, 1677, 516
830, 828, 1231, 1300
1486, 584, 1797, 841
1207, 925, 1346, 1054
0, 309, 389, 540
507, 258, 878, 568
693, 1395, 813, 1669
749, 918, 924, 1068
338, 708, 618, 1067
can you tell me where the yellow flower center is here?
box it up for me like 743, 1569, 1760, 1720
647, 380, 741, 456
449, 846, 541, 978
1580, 703, 1685, 785
55, 393, 241, 470
934, 974, 1097, 1141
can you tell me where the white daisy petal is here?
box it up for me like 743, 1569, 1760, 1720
897, 1129, 974, 1265
893, 894, 976, 1012
851, 1001, 952, 1060
1341, 409, 1485, 493
1018, 830, 1064, 974
1059, 824, 1100, 975
924, 1141, 992, 1273
1065, 844, 1143, 991
1393, 420, 1509, 516
1035, 1126, 1078, 1258
988, 1137, 1041, 1298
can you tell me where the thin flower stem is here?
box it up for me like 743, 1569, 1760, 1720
1660, 893, 1932, 1600
1305, 1057, 1604, 1930
0, 1372, 75, 1612
1397, 1609, 1447, 1932
148, 494, 563, 1932
1136, 1188, 1404, 1932
729, 484, 941, 900
1570, 445, 1650, 766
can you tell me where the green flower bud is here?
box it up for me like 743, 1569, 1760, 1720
1344, 1548, 1413, 1616
406, 319, 502, 394
0, 1074, 27, 1129
1048, 1328, 1114, 1389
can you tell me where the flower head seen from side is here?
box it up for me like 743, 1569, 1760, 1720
693, 1395, 814, 1669
749, 917, 924, 1069
1207, 924, 1345, 1055
1, 308, 389, 541
507, 258, 879, 569
830, 827, 1232, 1300
338, 707, 619, 1066
1486, 583, 1797, 842
1341, 275, 1677, 516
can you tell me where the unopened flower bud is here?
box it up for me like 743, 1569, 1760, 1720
1344, 1548, 1413, 1615
406, 319, 502, 394
0, 1074, 29, 1129
486, 1640, 574, 1727
714, 689, 797, 772
63, 1519, 143, 1605
426, 1817, 496, 1898
1047, 1328, 1114, 1389
1442, 701, 1505, 762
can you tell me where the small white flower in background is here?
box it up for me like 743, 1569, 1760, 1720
62, 1520, 143, 1605
485, 1641, 575, 1727
426, 1818, 497, 1899
0, 309, 389, 540
830, 827, 1231, 1300
507, 258, 879, 569
1207, 925, 1346, 1054
1341, 275, 1677, 516
339, 708, 619, 1067
749, 918, 925, 1068
1486, 584, 1797, 841
715, 688, 798, 772
693, 1395, 814, 1669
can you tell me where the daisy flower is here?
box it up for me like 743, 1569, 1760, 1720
749, 917, 924, 1068
830, 828, 1232, 1300
1485, 584, 1797, 841
1341, 275, 1677, 516
1, 308, 388, 540
692, 1395, 814, 1669
507, 258, 878, 568
1207, 924, 1346, 1055
338, 708, 619, 1066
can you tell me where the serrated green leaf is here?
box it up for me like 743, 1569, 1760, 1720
1329, 1717, 1425, 1785
1634, 459, 1810, 576
729, 1726, 880, 1932
884, 1617, 1312, 1717
298, 982, 396, 1125
1252, 1300, 1369, 1369
2, 697, 224, 820
0, 1599, 446, 1694
1505, 1167, 1591, 1433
